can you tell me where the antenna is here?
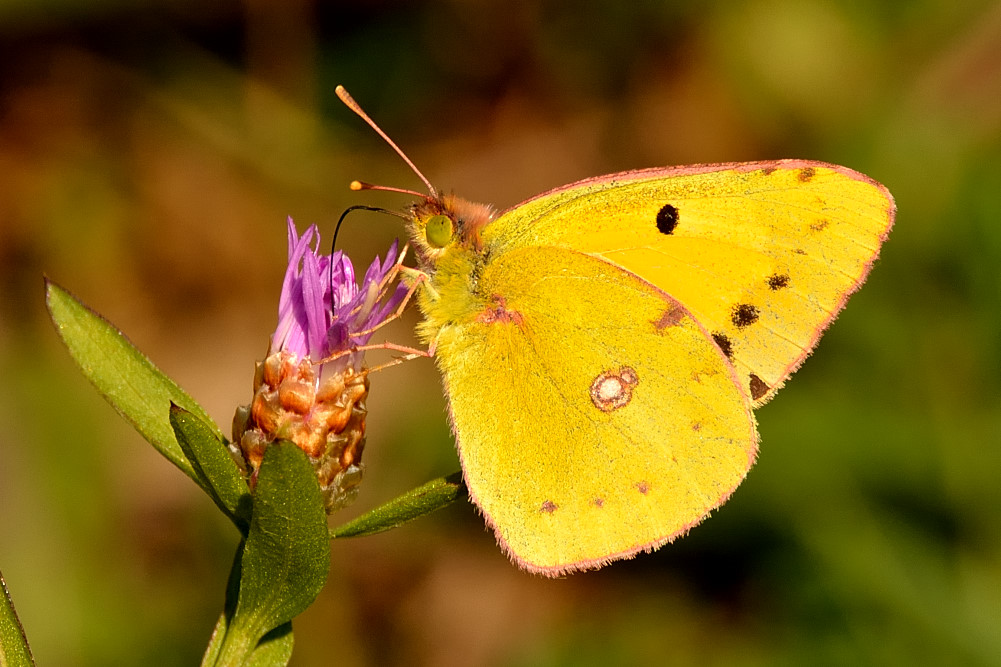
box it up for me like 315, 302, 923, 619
336, 85, 438, 198
349, 180, 425, 199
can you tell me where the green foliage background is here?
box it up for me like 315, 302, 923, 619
1, 1, 999, 664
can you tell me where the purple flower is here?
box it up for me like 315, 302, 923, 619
272, 217, 408, 374
231, 218, 408, 510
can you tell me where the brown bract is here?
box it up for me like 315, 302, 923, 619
231, 350, 370, 512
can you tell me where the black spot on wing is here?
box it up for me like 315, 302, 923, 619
767, 273, 790, 290
731, 304, 760, 328
712, 332, 734, 360
749, 374, 770, 400
656, 204, 679, 235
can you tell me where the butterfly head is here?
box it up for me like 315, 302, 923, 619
408, 194, 495, 265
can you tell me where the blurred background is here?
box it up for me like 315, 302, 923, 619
1, 0, 999, 664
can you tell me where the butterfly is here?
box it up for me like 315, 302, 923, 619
337, 86, 895, 576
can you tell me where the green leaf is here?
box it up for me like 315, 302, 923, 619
0, 570, 35, 667
239, 443, 329, 626
243, 625, 294, 667
170, 405, 252, 529
330, 472, 466, 539
215, 443, 329, 664
44, 280, 223, 487
202, 613, 293, 667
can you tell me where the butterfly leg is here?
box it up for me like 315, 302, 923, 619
363, 348, 431, 375
363, 332, 439, 374
320, 255, 436, 373
350, 265, 429, 339
320, 340, 432, 374
344, 243, 411, 321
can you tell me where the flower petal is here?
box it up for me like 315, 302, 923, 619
271, 219, 407, 372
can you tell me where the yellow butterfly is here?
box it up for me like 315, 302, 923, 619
337, 87, 895, 576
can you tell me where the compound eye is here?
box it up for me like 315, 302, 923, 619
425, 214, 454, 248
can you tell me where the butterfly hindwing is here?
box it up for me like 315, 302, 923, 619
431, 245, 758, 575
485, 161, 895, 406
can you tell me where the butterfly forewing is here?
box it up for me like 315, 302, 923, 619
486, 161, 895, 406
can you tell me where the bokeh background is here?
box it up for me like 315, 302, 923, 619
2, 0, 1000, 664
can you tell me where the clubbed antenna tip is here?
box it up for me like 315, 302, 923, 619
336, 85, 438, 199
